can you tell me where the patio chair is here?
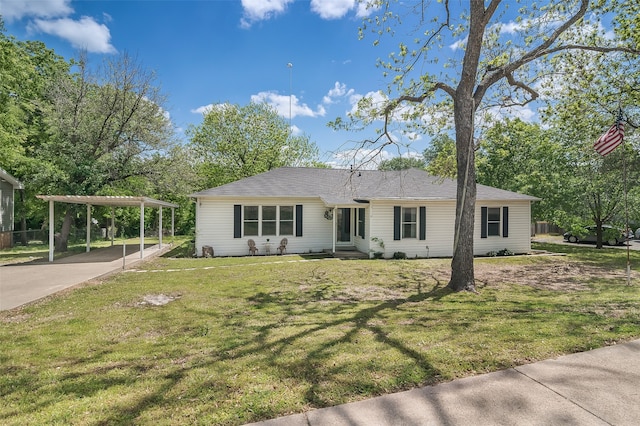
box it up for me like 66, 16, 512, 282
248, 239, 258, 255
277, 238, 288, 255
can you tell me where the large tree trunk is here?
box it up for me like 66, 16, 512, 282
448, 96, 477, 292
55, 209, 73, 252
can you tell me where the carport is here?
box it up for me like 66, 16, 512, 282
36, 195, 179, 262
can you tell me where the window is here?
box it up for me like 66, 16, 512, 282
402, 207, 417, 238
244, 206, 259, 236
481, 206, 509, 238
262, 206, 277, 235
235, 205, 302, 238
280, 206, 293, 235
487, 207, 500, 236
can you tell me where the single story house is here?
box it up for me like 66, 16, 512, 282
190, 167, 538, 258
0, 168, 24, 249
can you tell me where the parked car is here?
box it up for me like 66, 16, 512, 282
563, 225, 625, 246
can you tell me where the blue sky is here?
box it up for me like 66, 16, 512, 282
3, 0, 591, 167
2, 0, 414, 166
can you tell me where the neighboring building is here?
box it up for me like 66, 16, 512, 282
0, 168, 24, 249
191, 167, 538, 258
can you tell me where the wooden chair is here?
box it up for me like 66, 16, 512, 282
248, 239, 258, 255
277, 238, 288, 255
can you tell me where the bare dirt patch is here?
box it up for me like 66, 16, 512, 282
473, 260, 634, 291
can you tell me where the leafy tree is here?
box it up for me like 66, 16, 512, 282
378, 156, 425, 171
0, 23, 70, 243
332, 1, 638, 291
423, 134, 457, 179
538, 14, 640, 248
187, 102, 320, 188
476, 119, 569, 223
40, 52, 179, 250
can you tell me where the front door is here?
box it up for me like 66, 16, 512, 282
336, 208, 351, 244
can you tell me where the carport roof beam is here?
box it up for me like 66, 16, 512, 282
36, 195, 178, 208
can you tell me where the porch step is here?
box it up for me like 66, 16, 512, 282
324, 248, 370, 260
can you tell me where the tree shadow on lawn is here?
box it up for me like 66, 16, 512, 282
242, 285, 452, 408
5, 258, 631, 425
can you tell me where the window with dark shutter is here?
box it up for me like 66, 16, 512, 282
502, 206, 509, 238
295, 204, 303, 236
393, 206, 401, 240
233, 205, 241, 238
481, 206, 488, 238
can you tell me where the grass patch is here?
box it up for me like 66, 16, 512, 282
1, 243, 640, 424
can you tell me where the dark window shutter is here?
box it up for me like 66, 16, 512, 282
502, 206, 509, 238
295, 204, 303, 236
419, 206, 426, 240
481, 206, 488, 239
393, 206, 401, 240
359, 208, 365, 239
233, 205, 242, 238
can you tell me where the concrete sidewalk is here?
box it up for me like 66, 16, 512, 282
0, 244, 167, 311
248, 339, 640, 426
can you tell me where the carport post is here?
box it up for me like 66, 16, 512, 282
48, 200, 54, 262
159, 207, 163, 249
86, 204, 91, 252
171, 208, 175, 238
110, 207, 115, 247
140, 202, 144, 259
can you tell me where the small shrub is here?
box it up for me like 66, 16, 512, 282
372, 251, 384, 259
497, 248, 514, 256
486, 251, 497, 257
392, 251, 407, 259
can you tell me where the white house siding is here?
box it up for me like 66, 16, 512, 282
368, 200, 532, 258
473, 201, 532, 255
195, 197, 333, 257
368, 201, 455, 259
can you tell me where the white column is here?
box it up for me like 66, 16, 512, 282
332, 207, 336, 253
111, 207, 115, 246
48, 200, 54, 262
140, 202, 145, 258
159, 207, 163, 249
86, 204, 91, 252
171, 208, 175, 237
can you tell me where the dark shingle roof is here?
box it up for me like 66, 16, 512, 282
190, 167, 538, 204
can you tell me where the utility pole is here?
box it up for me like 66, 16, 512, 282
287, 62, 293, 131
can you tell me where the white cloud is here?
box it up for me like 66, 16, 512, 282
240, 0, 294, 28
355, 0, 379, 18
310, 0, 355, 20
0, 0, 72, 21
251, 91, 326, 118
290, 124, 302, 136
449, 37, 467, 51
28, 16, 116, 54
191, 104, 214, 115
191, 103, 235, 115
322, 81, 355, 105
498, 20, 527, 35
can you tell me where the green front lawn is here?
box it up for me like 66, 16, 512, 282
1, 242, 639, 425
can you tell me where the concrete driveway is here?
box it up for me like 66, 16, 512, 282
0, 244, 165, 311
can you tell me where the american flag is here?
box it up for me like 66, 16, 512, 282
594, 114, 624, 157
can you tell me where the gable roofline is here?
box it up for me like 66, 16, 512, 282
0, 168, 24, 190
190, 167, 540, 203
